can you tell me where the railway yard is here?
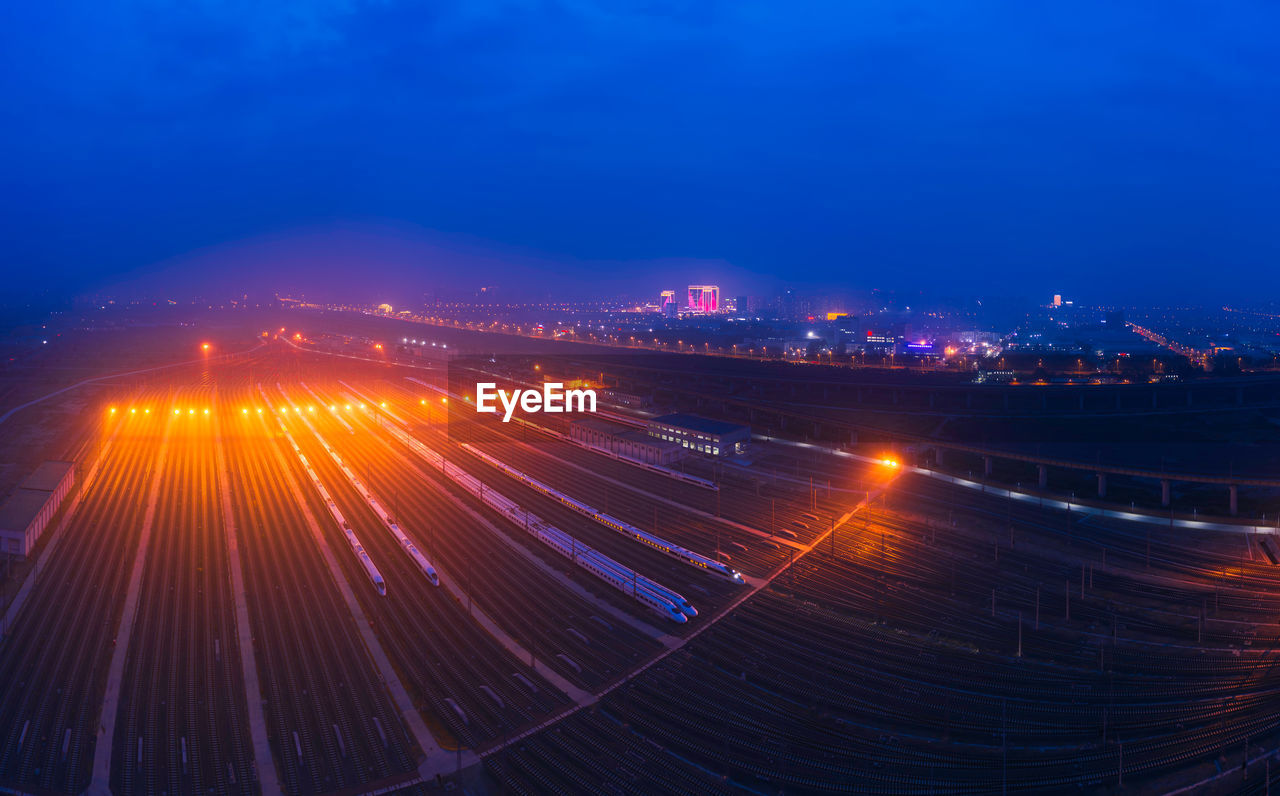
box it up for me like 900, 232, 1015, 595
1, 339, 1279, 794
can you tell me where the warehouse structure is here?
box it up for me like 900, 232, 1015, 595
0, 460, 75, 558
647, 413, 751, 457
569, 418, 685, 465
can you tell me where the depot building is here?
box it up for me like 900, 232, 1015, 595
0, 461, 75, 558
570, 418, 685, 466
646, 413, 750, 457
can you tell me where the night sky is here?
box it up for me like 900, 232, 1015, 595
3, 2, 1278, 305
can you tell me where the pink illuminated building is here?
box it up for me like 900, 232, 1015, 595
687, 285, 719, 313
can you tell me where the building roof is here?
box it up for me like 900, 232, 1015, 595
571, 417, 632, 436
649, 413, 749, 436
22, 461, 73, 493
0, 489, 54, 535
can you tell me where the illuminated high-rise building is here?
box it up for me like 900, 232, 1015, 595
687, 285, 719, 313
1053, 294, 1062, 307
659, 290, 675, 308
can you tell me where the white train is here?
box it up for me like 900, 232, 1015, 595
375, 418, 692, 622
343, 524, 387, 596
392, 522, 439, 586
292, 400, 441, 589
268, 398, 387, 596
462, 444, 744, 585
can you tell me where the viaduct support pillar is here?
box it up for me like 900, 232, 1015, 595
1161, 479, 1171, 508
1229, 485, 1239, 517
935, 448, 944, 467
1038, 464, 1048, 489
984, 456, 993, 477
1097, 473, 1107, 498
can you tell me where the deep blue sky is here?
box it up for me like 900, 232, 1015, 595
3, 2, 1278, 305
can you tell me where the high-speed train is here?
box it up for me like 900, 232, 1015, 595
390, 521, 439, 586
270, 402, 387, 596
463, 444, 745, 585
443, 454, 694, 621
292, 403, 441, 589
343, 525, 386, 596
374, 418, 693, 622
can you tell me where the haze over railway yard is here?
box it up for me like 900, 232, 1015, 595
5, 2, 1280, 795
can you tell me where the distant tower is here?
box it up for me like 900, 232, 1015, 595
660, 290, 677, 318
1053, 294, 1062, 307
